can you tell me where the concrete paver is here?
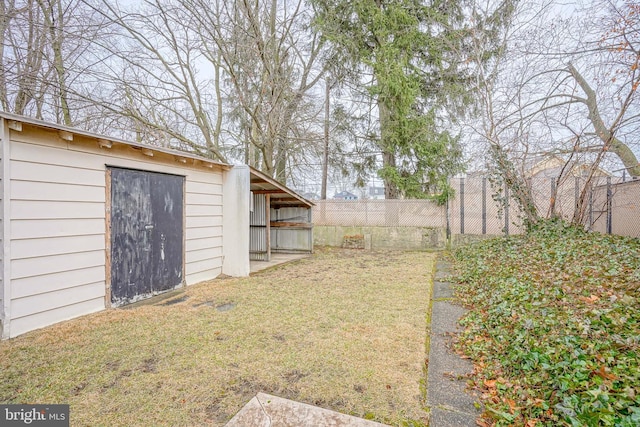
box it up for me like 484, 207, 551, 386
426, 259, 481, 426
250, 254, 310, 274
433, 281, 454, 299
225, 393, 389, 427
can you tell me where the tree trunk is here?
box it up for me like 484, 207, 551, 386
321, 78, 330, 199
378, 101, 400, 199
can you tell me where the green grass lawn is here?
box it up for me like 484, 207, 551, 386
453, 221, 640, 426
0, 247, 434, 426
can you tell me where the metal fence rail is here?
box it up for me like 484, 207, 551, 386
312, 176, 640, 239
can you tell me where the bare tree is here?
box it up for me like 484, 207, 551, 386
84, 0, 226, 160
1, 0, 104, 125
468, 0, 639, 228
85, 0, 328, 176
183, 0, 327, 180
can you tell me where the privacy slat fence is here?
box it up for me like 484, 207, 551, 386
313, 176, 640, 242
314, 199, 446, 228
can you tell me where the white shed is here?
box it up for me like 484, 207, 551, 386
0, 113, 253, 338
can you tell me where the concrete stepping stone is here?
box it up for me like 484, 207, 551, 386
225, 392, 390, 427
427, 261, 481, 426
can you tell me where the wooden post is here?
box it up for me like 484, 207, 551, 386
266, 194, 271, 261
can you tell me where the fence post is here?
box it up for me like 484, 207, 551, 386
460, 177, 465, 235
606, 177, 612, 234
589, 186, 593, 231
574, 177, 580, 222
504, 186, 510, 236
365, 199, 369, 226
445, 189, 451, 244
550, 179, 557, 217
482, 177, 487, 235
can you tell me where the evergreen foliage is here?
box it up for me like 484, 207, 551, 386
312, 0, 473, 198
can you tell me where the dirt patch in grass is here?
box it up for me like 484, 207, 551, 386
0, 247, 434, 426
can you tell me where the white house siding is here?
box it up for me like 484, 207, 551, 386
6, 123, 224, 338
185, 177, 224, 284
1, 122, 4, 336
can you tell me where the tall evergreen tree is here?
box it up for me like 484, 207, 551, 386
312, 0, 473, 199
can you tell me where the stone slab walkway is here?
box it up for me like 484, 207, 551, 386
426, 260, 481, 426
225, 393, 390, 427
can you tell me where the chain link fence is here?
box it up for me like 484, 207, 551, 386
312, 176, 640, 240
591, 179, 640, 238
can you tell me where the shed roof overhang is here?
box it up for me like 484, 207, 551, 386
0, 112, 232, 170
249, 166, 314, 209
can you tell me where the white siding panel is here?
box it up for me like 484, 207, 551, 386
186, 192, 222, 206
12, 180, 103, 202
11, 266, 104, 299
11, 281, 104, 319
10, 297, 104, 338
1, 139, 3, 325
185, 236, 223, 252
187, 204, 223, 217
11, 138, 99, 168
187, 173, 223, 187
186, 180, 222, 195
187, 247, 222, 263
186, 268, 221, 286
12, 218, 104, 239
186, 179, 222, 194
186, 225, 222, 240
12, 250, 104, 279
12, 200, 104, 220
12, 235, 104, 259
11, 160, 104, 186
186, 215, 223, 229
186, 255, 223, 276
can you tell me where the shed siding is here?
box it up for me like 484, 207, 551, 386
271, 206, 313, 253
0, 132, 3, 332
7, 125, 224, 337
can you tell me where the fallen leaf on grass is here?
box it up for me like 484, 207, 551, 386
594, 365, 617, 380
484, 379, 497, 388
505, 398, 520, 413
579, 294, 600, 304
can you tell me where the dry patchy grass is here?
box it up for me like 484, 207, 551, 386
0, 247, 434, 426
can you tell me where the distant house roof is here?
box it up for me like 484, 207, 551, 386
333, 190, 358, 200
527, 155, 611, 178
300, 192, 320, 200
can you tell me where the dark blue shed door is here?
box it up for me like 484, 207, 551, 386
109, 167, 184, 306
